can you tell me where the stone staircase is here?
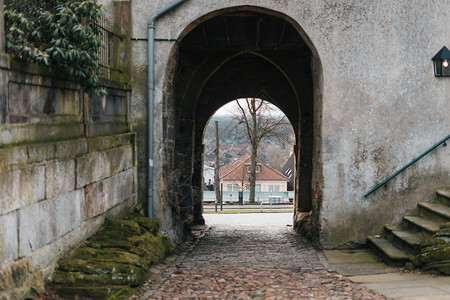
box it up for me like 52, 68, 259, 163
367, 188, 450, 266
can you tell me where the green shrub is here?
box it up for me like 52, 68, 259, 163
4, 0, 106, 96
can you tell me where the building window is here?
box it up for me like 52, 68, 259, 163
227, 184, 238, 191
269, 185, 280, 192
255, 184, 261, 192
247, 166, 260, 173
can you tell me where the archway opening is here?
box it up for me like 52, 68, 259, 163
164, 7, 322, 241
202, 99, 295, 215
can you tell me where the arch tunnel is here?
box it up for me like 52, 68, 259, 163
161, 6, 323, 239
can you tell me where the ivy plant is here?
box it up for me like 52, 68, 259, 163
4, 0, 106, 96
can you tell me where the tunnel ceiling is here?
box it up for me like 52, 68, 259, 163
180, 12, 307, 52
175, 10, 314, 136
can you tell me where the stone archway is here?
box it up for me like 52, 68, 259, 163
163, 6, 322, 241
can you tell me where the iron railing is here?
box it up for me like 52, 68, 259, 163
94, 15, 123, 80
364, 135, 449, 197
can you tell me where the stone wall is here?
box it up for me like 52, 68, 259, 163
130, 0, 450, 247
0, 51, 137, 299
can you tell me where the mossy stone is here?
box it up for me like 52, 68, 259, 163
418, 242, 450, 265
130, 215, 159, 234
0, 259, 32, 291
104, 219, 142, 236
74, 247, 149, 270
52, 269, 146, 287
404, 262, 416, 270
53, 285, 137, 300
51, 215, 173, 300
57, 259, 142, 275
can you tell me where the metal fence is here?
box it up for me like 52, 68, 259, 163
94, 15, 123, 80
203, 191, 293, 203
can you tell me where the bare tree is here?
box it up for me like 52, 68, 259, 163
229, 162, 250, 192
235, 98, 291, 203
266, 143, 290, 170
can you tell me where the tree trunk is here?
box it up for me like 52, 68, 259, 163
214, 121, 221, 204
248, 99, 258, 203
249, 144, 257, 203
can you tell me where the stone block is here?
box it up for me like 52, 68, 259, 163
76, 151, 103, 188
46, 159, 76, 200
55, 138, 88, 160
87, 132, 135, 152
84, 181, 106, 220
19, 199, 56, 257
76, 145, 133, 188
0, 166, 45, 215
0, 211, 18, 268
0, 146, 27, 170
7, 81, 81, 122
27, 143, 55, 163
55, 189, 84, 237
103, 168, 135, 211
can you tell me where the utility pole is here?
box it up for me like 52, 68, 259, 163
214, 121, 221, 209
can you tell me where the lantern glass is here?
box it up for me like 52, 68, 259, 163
432, 46, 450, 77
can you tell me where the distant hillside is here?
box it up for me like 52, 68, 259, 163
203, 115, 294, 169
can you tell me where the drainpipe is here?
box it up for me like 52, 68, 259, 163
148, 0, 188, 218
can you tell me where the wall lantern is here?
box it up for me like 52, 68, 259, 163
432, 46, 450, 77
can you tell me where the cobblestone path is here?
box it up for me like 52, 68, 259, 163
135, 214, 385, 299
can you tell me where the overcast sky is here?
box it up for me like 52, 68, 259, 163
214, 99, 285, 116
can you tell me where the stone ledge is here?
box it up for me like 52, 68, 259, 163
0, 137, 88, 171
87, 132, 135, 152
0, 123, 85, 147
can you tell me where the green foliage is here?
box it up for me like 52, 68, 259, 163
4, 0, 106, 96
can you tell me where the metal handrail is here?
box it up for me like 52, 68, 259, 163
364, 134, 449, 197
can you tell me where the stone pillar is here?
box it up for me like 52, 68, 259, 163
113, 0, 132, 82
192, 140, 205, 225
0, 0, 5, 53
174, 118, 195, 224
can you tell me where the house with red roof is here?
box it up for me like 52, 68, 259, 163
219, 154, 289, 193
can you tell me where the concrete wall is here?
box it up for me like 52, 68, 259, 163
0, 52, 137, 299
130, 0, 449, 248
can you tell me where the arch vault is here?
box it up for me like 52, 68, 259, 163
160, 6, 323, 241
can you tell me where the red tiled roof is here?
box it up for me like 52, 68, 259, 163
219, 155, 289, 181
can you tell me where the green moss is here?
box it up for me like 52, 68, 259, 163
0, 259, 32, 291
52, 214, 173, 300
333, 241, 366, 250
57, 259, 141, 275
419, 243, 450, 265
73, 247, 149, 270
10, 260, 32, 286
129, 215, 159, 235
404, 262, 416, 270
52, 269, 146, 287
53, 285, 137, 300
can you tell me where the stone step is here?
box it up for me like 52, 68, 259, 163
390, 229, 425, 250
437, 188, 450, 205
367, 236, 409, 265
403, 216, 440, 234
419, 202, 450, 220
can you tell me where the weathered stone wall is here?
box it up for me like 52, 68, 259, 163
0, 52, 137, 299
130, 0, 449, 248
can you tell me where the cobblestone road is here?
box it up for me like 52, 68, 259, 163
180, 214, 328, 271
135, 213, 385, 299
